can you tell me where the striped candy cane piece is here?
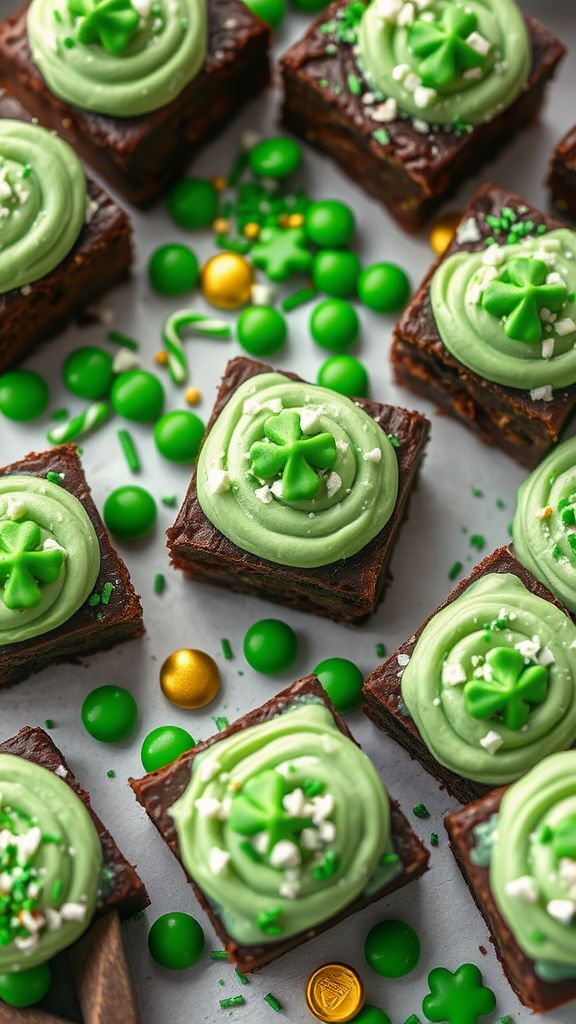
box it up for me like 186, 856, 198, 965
47, 402, 110, 445
162, 310, 232, 385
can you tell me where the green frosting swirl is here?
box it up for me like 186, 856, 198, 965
401, 573, 576, 785
196, 373, 399, 569
358, 0, 530, 127
0, 475, 100, 646
170, 701, 397, 945
27, 0, 207, 117
0, 754, 102, 972
513, 438, 576, 616
430, 229, 576, 392
491, 751, 576, 979
0, 120, 86, 293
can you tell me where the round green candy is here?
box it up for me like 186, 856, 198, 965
148, 912, 205, 970
0, 369, 48, 421
111, 370, 164, 423
358, 262, 411, 314
364, 920, 421, 979
291, 0, 329, 10
148, 243, 200, 296
141, 725, 196, 773
352, 1007, 392, 1024
104, 485, 157, 540
310, 298, 359, 351
0, 963, 52, 1007
62, 346, 114, 400
313, 657, 364, 713
317, 354, 369, 398
167, 178, 219, 230
81, 685, 138, 743
154, 411, 205, 463
249, 137, 302, 178
237, 305, 287, 356
242, 0, 286, 25
243, 618, 298, 674
304, 200, 355, 248
312, 250, 361, 298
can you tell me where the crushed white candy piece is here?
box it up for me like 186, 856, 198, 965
309, 794, 334, 823
300, 828, 323, 851
547, 899, 576, 925
194, 796, 223, 819
505, 875, 538, 903
466, 31, 491, 56
270, 480, 283, 499
209, 847, 230, 876
269, 840, 301, 869
363, 447, 382, 463
255, 485, 273, 504
442, 662, 467, 686
283, 789, 306, 817
319, 821, 336, 843
515, 638, 540, 660
555, 317, 576, 337
542, 338, 555, 359
456, 218, 481, 244
280, 878, 301, 899
530, 386, 554, 402
392, 62, 410, 82
300, 407, 322, 433
250, 283, 275, 306
397, 653, 410, 667
482, 246, 505, 267
60, 902, 87, 922
479, 730, 504, 755
325, 472, 342, 498
6, 497, 26, 520
374, 0, 403, 21
414, 85, 437, 109
336, 439, 349, 454
112, 348, 140, 374
370, 98, 398, 123
538, 646, 555, 667
198, 758, 220, 783
206, 468, 231, 494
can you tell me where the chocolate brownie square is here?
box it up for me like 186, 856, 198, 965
548, 124, 576, 220
392, 184, 576, 466
280, 2, 564, 233
0, 0, 270, 207
167, 356, 430, 625
130, 676, 429, 973
0, 445, 143, 688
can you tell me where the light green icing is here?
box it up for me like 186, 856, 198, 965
491, 750, 576, 975
358, 0, 530, 127
400, 573, 576, 785
196, 372, 399, 569
0, 120, 86, 293
170, 702, 395, 945
430, 229, 576, 392
470, 813, 498, 867
27, 0, 207, 117
0, 754, 102, 972
513, 438, 576, 615
0, 475, 100, 645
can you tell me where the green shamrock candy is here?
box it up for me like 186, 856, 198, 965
464, 646, 549, 731
229, 770, 313, 854
251, 227, 313, 282
409, 5, 486, 89
481, 258, 568, 344
68, 0, 140, 55
249, 410, 337, 502
551, 813, 576, 861
0, 520, 65, 611
422, 963, 496, 1024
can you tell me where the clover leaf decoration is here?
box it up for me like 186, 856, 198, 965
464, 647, 549, 731
481, 258, 568, 344
550, 813, 576, 861
423, 963, 496, 1024
249, 410, 337, 502
68, 0, 140, 55
0, 520, 65, 611
408, 5, 486, 89
251, 227, 313, 282
229, 771, 313, 855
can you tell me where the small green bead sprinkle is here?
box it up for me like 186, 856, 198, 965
106, 769, 116, 778
495, 1017, 514, 1024
472, 486, 484, 498
412, 803, 430, 819
470, 534, 485, 551
44, 719, 54, 729
101, 582, 114, 606
235, 970, 249, 986
46, 471, 63, 486
403, 1016, 421, 1024
221, 638, 234, 660
387, 433, 400, 448
154, 573, 166, 595
50, 878, 63, 902
213, 716, 230, 732
220, 996, 245, 1008
51, 407, 69, 421
88, 593, 100, 607
448, 561, 463, 580
537, 224, 547, 234
210, 950, 230, 961
496, 498, 506, 509
562, 507, 576, 525
107, 330, 140, 351
375, 642, 386, 658
118, 429, 141, 473
529, 929, 546, 942
347, 73, 361, 95
373, 129, 390, 146
264, 994, 282, 1013
539, 824, 554, 843
281, 287, 317, 312
431, 832, 439, 847
161, 495, 178, 508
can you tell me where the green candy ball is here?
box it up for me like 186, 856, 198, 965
148, 243, 200, 296
313, 657, 364, 713
312, 250, 361, 298
249, 137, 302, 178
148, 912, 205, 970
81, 685, 138, 743
364, 920, 421, 979
242, 0, 286, 25
244, 618, 298, 674
141, 725, 196, 772
168, 178, 219, 229
62, 346, 114, 400
154, 411, 205, 463
304, 200, 355, 248
0, 963, 52, 1007
0, 369, 49, 421
310, 298, 359, 351
237, 305, 287, 356
111, 370, 164, 423
358, 263, 411, 314
291, 0, 329, 10
352, 1006, 392, 1024
317, 354, 369, 398
104, 485, 157, 540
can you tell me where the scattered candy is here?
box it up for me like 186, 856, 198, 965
160, 648, 221, 709
251, 226, 313, 281
422, 964, 496, 1024
263, 993, 282, 1012
358, 263, 411, 314
237, 305, 287, 356
81, 685, 138, 742
304, 199, 355, 248
0, 369, 49, 421
220, 996, 246, 1009
47, 401, 110, 445
281, 286, 317, 312
107, 330, 140, 351
162, 309, 232, 384
168, 177, 219, 229
317, 354, 369, 398
306, 963, 364, 1023
104, 485, 157, 539
155, 351, 169, 366
148, 912, 205, 970
313, 657, 364, 712
148, 243, 200, 296
153, 572, 165, 595
242, 0, 286, 26
62, 346, 114, 400
185, 387, 202, 405
117, 428, 141, 473
249, 137, 302, 178
365, 920, 421, 979
0, 963, 52, 1007
140, 725, 196, 772
429, 212, 463, 256
154, 410, 205, 463
201, 253, 255, 309
352, 1007, 392, 1024
310, 298, 359, 351
312, 249, 362, 298
243, 618, 298, 674
111, 369, 165, 423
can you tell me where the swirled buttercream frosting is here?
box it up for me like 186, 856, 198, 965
196, 372, 399, 568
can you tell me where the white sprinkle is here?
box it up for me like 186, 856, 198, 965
546, 271, 564, 286
505, 875, 538, 903
194, 796, 223, 819
392, 62, 410, 82
283, 789, 307, 817
198, 758, 220, 783
251, 283, 275, 306
442, 662, 467, 686
530, 385, 554, 402
209, 847, 230, 876
456, 217, 481, 244
363, 447, 382, 463
542, 338, 555, 359
243, 398, 262, 415
369, 98, 398, 123
479, 730, 504, 755
547, 899, 576, 925
60, 902, 87, 922
397, 653, 410, 667
206, 468, 231, 494
515, 638, 540, 660
538, 646, 555, 667
374, 0, 403, 21
301, 828, 323, 851
54, 764, 67, 778
255, 484, 273, 504
414, 85, 437, 109
5, 497, 26, 520
112, 348, 140, 374
463, 67, 483, 80
466, 31, 491, 56
132, 0, 152, 14
482, 245, 505, 267
555, 317, 576, 337
319, 821, 336, 843
280, 878, 301, 899
269, 840, 301, 869
300, 407, 322, 433
325, 472, 342, 498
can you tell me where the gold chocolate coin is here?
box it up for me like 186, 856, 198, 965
306, 963, 365, 1023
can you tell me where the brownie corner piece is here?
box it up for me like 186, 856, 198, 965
548, 124, 576, 220
0, 445, 144, 688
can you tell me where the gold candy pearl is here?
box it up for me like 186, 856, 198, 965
154, 350, 169, 366
243, 222, 261, 240
428, 212, 463, 256
213, 217, 231, 235
306, 964, 364, 1023
185, 386, 202, 406
286, 212, 304, 229
160, 649, 221, 710
201, 253, 255, 310
212, 175, 227, 192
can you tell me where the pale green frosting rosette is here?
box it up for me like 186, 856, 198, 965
491, 751, 576, 981
170, 702, 397, 945
401, 573, 576, 785
358, 0, 530, 127
514, 438, 576, 615
28, 0, 207, 117
0, 120, 86, 293
0, 754, 102, 971
196, 373, 399, 569
430, 229, 576, 392
0, 475, 100, 645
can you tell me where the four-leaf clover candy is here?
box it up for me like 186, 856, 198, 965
251, 226, 313, 282
0, 519, 64, 610
249, 410, 337, 502
464, 646, 549, 730
409, 5, 486, 89
229, 770, 313, 853
481, 257, 568, 344
422, 964, 496, 1024
68, 0, 140, 54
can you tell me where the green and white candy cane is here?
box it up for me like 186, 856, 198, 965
47, 402, 110, 445
162, 310, 232, 384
